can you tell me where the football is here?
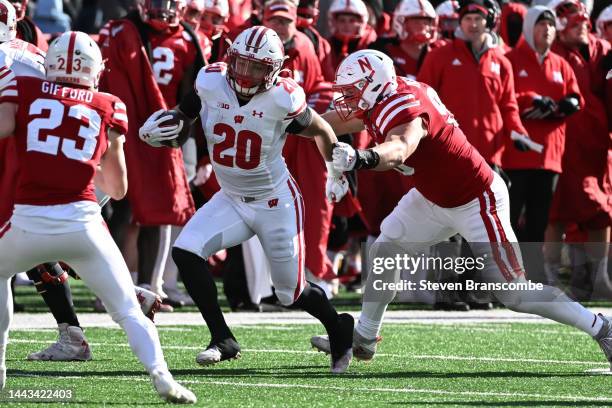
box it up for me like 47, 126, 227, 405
158, 109, 191, 148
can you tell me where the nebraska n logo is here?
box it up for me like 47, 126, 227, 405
357, 57, 373, 74
245, 27, 270, 52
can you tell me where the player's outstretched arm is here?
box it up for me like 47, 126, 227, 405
94, 129, 127, 200
332, 116, 426, 172
297, 109, 349, 203
0, 102, 17, 139
298, 109, 339, 161
321, 109, 365, 136
373, 117, 426, 170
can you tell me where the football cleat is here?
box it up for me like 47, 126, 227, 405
27, 323, 92, 361
196, 337, 241, 366
352, 329, 381, 361
163, 287, 195, 307
311, 328, 382, 361
135, 285, 163, 321
594, 314, 612, 371
329, 313, 354, 374
150, 369, 197, 404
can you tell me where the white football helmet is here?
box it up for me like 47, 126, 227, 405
227, 26, 286, 97
0, 0, 17, 43
327, 0, 369, 39
333, 49, 398, 120
393, 0, 437, 43
596, 5, 612, 40
45, 31, 104, 89
183, 0, 204, 30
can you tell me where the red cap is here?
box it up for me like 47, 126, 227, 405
264, 1, 297, 22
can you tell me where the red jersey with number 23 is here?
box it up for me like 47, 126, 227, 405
0, 76, 128, 205
361, 77, 493, 208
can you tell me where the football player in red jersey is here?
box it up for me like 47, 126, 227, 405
98, 0, 206, 304
0, 31, 196, 403
308, 49, 612, 369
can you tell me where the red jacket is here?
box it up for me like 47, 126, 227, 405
503, 41, 582, 172
417, 36, 527, 165
98, 18, 195, 226
548, 35, 611, 228
284, 30, 324, 95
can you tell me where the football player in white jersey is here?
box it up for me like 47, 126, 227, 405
0, 2, 163, 365
140, 25, 354, 374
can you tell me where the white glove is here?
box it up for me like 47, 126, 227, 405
138, 109, 183, 147
325, 161, 349, 203
332, 141, 357, 172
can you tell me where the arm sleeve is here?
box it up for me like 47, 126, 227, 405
286, 107, 313, 134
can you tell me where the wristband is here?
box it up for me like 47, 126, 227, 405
355, 148, 380, 170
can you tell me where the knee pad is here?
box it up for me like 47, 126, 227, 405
26, 263, 68, 295
266, 226, 294, 263
380, 214, 405, 241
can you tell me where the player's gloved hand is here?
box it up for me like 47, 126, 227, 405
332, 142, 357, 172
139, 109, 183, 147
522, 95, 557, 120
325, 162, 349, 203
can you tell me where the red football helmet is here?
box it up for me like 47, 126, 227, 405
138, 0, 186, 31
8, 0, 26, 21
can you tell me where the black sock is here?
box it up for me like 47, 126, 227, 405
27, 264, 80, 327
137, 226, 161, 285
172, 247, 234, 341
291, 282, 339, 335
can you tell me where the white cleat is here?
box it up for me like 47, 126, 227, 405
310, 330, 381, 361
27, 323, 92, 361
163, 287, 195, 307
594, 314, 612, 371
310, 334, 331, 354
196, 338, 241, 366
134, 285, 162, 321
151, 369, 197, 404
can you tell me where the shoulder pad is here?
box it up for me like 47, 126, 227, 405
270, 76, 307, 119
195, 62, 228, 95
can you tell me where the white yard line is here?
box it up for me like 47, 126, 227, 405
10, 373, 612, 402
10, 308, 612, 329
8, 339, 607, 366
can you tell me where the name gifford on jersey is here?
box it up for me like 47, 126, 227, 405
195, 63, 306, 199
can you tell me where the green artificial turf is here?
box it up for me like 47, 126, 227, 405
2, 322, 612, 407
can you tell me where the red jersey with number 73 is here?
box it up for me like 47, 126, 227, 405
0, 75, 128, 205
361, 77, 493, 208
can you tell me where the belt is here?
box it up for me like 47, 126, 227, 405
240, 196, 257, 203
